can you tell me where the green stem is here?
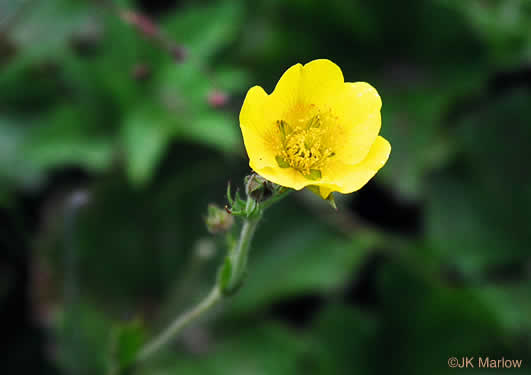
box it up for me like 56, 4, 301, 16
136, 188, 289, 365
260, 188, 292, 211
136, 201, 261, 364
137, 285, 221, 363
226, 199, 261, 290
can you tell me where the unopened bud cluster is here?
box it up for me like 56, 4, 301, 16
205, 204, 234, 234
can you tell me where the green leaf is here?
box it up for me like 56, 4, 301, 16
426, 90, 531, 277
474, 283, 531, 336
310, 304, 379, 375
7, 0, 96, 60
58, 302, 113, 375
0, 117, 43, 186
214, 68, 251, 93
163, 2, 244, 61
372, 261, 528, 375
157, 63, 210, 110
157, 63, 241, 153
122, 108, 171, 187
378, 86, 459, 199
20, 108, 114, 172
222, 202, 375, 316
177, 112, 240, 153
109, 320, 146, 374
138, 322, 315, 375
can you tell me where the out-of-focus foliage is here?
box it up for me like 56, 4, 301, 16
1, 0, 530, 374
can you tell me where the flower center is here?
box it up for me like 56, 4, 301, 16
275, 113, 334, 180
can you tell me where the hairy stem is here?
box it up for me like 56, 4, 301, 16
226, 199, 261, 290
136, 189, 289, 365
136, 202, 262, 363
137, 285, 221, 363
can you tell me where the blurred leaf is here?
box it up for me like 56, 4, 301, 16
141, 322, 315, 375
164, 2, 244, 61
0, 116, 43, 188
109, 319, 146, 374
443, 0, 531, 64
158, 62, 210, 109
157, 63, 241, 153
309, 304, 378, 375
21, 107, 114, 172
427, 90, 531, 277
122, 107, 172, 186
7, 0, 95, 59
58, 302, 113, 375
475, 283, 531, 337
0, 58, 66, 111
372, 260, 528, 374
224, 202, 376, 316
214, 67, 251, 93
178, 112, 240, 153
51, 154, 229, 307
378, 65, 486, 199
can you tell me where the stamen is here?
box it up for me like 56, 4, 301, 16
274, 110, 334, 179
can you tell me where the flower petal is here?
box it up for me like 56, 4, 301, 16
240, 85, 278, 170
331, 82, 382, 165
299, 59, 345, 106
317, 185, 334, 200
252, 164, 309, 191
268, 59, 344, 111
319, 136, 391, 194
268, 63, 303, 115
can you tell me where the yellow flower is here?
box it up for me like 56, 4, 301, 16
239, 59, 390, 199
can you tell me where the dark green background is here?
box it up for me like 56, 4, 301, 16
1, 0, 530, 374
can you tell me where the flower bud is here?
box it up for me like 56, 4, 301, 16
131, 63, 151, 80
244, 173, 273, 201
170, 45, 187, 63
120, 10, 158, 38
205, 204, 234, 234
207, 89, 229, 109
195, 238, 216, 260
